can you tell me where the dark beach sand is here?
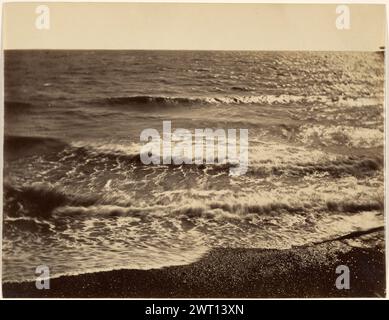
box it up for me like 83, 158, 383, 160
3, 230, 385, 298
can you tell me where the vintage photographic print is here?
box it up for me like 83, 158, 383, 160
1, 2, 387, 299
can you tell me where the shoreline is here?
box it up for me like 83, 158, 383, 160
3, 231, 386, 298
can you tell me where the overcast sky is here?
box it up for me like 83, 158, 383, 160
2, 3, 386, 50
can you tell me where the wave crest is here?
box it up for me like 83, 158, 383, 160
97, 94, 327, 107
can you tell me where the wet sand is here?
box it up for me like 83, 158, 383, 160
3, 230, 385, 298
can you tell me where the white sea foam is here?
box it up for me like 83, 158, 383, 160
297, 124, 383, 148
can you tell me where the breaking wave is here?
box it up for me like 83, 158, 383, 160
4, 135, 69, 161
297, 125, 384, 148
97, 94, 325, 107
248, 157, 382, 178
4, 181, 384, 222
94, 94, 384, 109
3, 183, 99, 219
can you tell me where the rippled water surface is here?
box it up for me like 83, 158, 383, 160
3, 50, 384, 282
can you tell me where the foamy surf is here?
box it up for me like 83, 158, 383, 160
3, 50, 384, 284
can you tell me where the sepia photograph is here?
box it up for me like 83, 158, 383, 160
1, 1, 387, 299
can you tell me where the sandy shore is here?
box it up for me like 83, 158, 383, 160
3, 230, 385, 298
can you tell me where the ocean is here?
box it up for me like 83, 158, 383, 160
3, 50, 385, 282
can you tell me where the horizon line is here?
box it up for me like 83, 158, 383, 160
3, 48, 385, 52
